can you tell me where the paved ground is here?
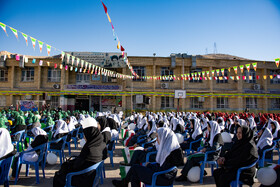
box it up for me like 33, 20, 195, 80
8, 138, 264, 187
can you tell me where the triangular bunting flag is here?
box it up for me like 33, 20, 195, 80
72, 56, 75, 66
221, 69, 224, 76
22, 33, 28, 46
121, 46, 125, 51
39, 60, 43, 66
252, 63, 257, 71
117, 41, 120, 49
263, 75, 267, 79
38, 40, 43, 53
61, 51, 65, 61
275, 58, 279, 68
30, 37, 36, 50
106, 13, 111, 23
10, 27, 18, 39
233, 66, 238, 74
245, 64, 250, 72
0, 22, 7, 35
46, 45, 51, 56
239, 65, 244, 73
228, 67, 231, 72
101, 1, 107, 13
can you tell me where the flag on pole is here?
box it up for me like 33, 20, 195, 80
22, 33, 28, 46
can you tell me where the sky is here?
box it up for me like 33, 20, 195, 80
0, 0, 280, 61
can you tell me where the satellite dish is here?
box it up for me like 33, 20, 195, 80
53, 84, 60, 89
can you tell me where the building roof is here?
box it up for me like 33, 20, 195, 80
198, 53, 249, 60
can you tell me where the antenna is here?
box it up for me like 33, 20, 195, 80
213, 42, 217, 54
205, 48, 208, 54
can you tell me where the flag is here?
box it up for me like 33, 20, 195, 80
70, 66, 73, 71
221, 69, 224, 76
236, 76, 239, 80
211, 70, 215, 77
233, 66, 238, 74
16, 55, 20, 61
206, 71, 209, 77
71, 56, 75, 66
38, 41, 43, 53
22, 33, 28, 46
228, 67, 231, 72
216, 69, 220, 75
256, 75, 260, 80
245, 64, 250, 72
54, 63, 57, 68
263, 75, 267, 79
202, 71, 205, 77
117, 41, 120, 49
252, 63, 257, 71
24, 57, 28, 63
39, 60, 43, 66
30, 37, 36, 50
81, 60, 84, 68
75, 67, 78, 72
61, 51, 65, 61
46, 45, 51, 56
10, 27, 18, 39
270, 75, 273, 79
47, 61, 50, 66
101, 1, 107, 13
275, 58, 279, 68
60, 64, 63, 69
76, 58, 80, 66
65, 65, 68, 70
66, 54, 70, 64
230, 76, 234, 80
239, 65, 244, 73
121, 46, 125, 51
107, 13, 111, 22
0, 22, 7, 35
32, 59, 36, 64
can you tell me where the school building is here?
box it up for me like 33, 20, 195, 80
0, 51, 279, 113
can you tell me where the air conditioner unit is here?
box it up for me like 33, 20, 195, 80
53, 84, 61, 89
253, 84, 260, 90
161, 83, 169, 89
198, 97, 205, 102
136, 95, 144, 104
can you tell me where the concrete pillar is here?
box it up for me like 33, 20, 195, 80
238, 96, 243, 112
122, 95, 126, 112
37, 66, 41, 90
10, 66, 15, 89
264, 98, 268, 113
210, 97, 213, 112
152, 96, 156, 111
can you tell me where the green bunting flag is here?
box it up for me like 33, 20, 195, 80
239, 65, 244, 73
22, 33, 28, 46
245, 64, 250, 72
38, 40, 43, 53
0, 22, 8, 35
252, 63, 257, 71
46, 45, 51, 56
30, 37, 36, 50
10, 27, 18, 39
275, 58, 279, 68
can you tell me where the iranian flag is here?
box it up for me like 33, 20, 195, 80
245, 64, 250, 72
81, 60, 84, 68
221, 69, 224, 76
0, 22, 7, 35
76, 58, 80, 66
71, 56, 75, 66
206, 71, 209, 77
61, 51, 65, 61
211, 70, 215, 77
275, 58, 279, 68
30, 37, 36, 50
252, 63, 257, 71
66, 54, 70, 64
21, 33, 28, 46
228, 67, 231, 72
233, 66, 238, 74
38, 40, 44, 53
46, 45, 51, 56
10, 27, 18, 39
239, 65, 244, 73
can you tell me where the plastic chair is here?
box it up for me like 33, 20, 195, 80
199, 146, 222, 184
258, 142, 276, 168
11, 130, 26, 152
108, 141, 115, 167
65, 161, 103, 187
144, 165, 178, 187
66, 129, 79, 156
184, 137, 203, 156
15, 143, 47, 184
47, 136, 67, 165
142, 151, 157, 166
230, 158, 259, 187
0, 156, 13, 187
141, 138, 157, 148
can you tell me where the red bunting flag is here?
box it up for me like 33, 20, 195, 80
101, 1, 107, 13
121, 46, 125, 51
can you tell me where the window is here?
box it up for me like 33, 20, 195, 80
216, 69, 228, 83
48, 68, 61, 82
270, 70, 280, 84
190, 97, 203, 109
102, 76, 112, 83
161, 67, 173, 82
217, 97, 229, 108
21, 67, 34, 81
76, 73, 90, 84
246, 98, 257, 108
161, 97, 174, 108
132, 95, 146, 109
50, 96, 59, 108
244, 69, 256, 83
0, 95, 6, 106
270, 98, 280, 109
133, 66, 146, 81
189, 68, 202, 83
0, 69, 8, 81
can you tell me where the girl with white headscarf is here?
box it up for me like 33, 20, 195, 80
49, 118, 69, 151
0, 128, 15, 160
112, 127, 183, 187
246, 116, 257, 131
217, 117, 225, 131
256, 128, 273, 159
269, 120, 280, 140
176, 121, 224, 182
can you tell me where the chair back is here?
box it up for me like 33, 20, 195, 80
0, 156, 13, 185
11, 130, 26, 152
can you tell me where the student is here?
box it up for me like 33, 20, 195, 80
96, 116, 111, 145
0, 128, 15, 160
180, 118, 203, 151
112, 127, 184, 187
53, 114, 106, 187
213, 125, 258, 187
49, 116, 69, 150
270, 121, 280, 140
176, 121, 224, 182
256, 128, 273, 159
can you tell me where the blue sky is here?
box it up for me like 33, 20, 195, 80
0, 0, 279, 61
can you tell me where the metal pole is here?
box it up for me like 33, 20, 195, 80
131, 77, 133, 115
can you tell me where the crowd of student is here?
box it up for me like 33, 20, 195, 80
0, 109, 280, 187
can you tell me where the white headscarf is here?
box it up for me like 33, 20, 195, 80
209, 121, 221, 147
217, 117, 225, 131
147, 120, 157, 137
68, 116, 77, 132
31, 127, 47, 137
80, 116, 98, 129
53, 119, 69, 138
0, 128, 14, 158
270, 120, 280, 138
156, 127, 180, 166
247, 116, 256, 130
226, 118, 234, 130
201, 116, 209, 130
192, 118, 202, 140
257, 128, 273, 149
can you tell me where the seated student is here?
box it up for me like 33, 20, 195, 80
256, 128, 273, 159
176, 121, 224, 182
10, 122, 48, 180
96, 116, 111, 145
217, 117, 225, 132
270, 121, 280, 141
49, 116, 69, 150
180, 118, 203, 151
0, 128, 16, 161
112, 127, 184, 187
225, 118, 234, 133
246, 116, 257, 132
53, 116, 106, 187
213, 125, 258, 187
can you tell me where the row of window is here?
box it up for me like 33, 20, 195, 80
0, 67, 279, 84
